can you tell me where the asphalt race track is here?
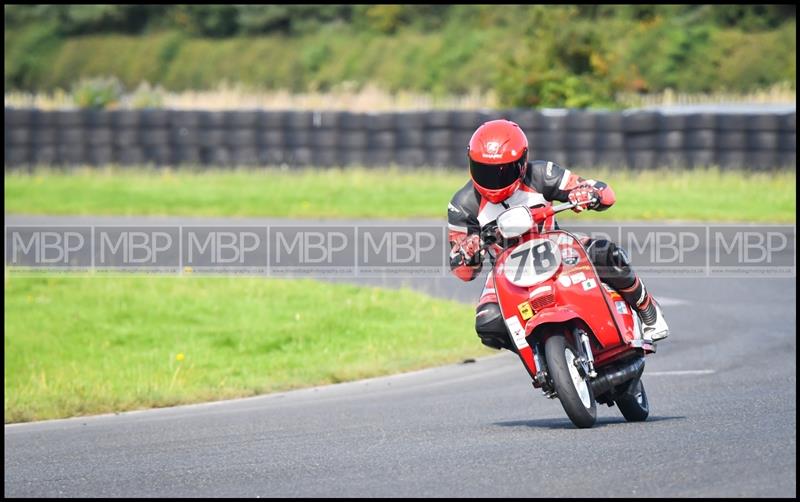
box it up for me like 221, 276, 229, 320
4, 215, 797, 497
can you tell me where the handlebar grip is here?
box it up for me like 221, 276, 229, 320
530, 205, 555, 223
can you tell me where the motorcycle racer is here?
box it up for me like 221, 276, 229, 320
448, 119, 670, 351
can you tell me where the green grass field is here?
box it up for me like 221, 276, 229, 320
4, 275, 490, 423
4, 166, 796, 222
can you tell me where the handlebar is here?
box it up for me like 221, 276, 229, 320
479, 201, 580, 256
532, 201, 578, 221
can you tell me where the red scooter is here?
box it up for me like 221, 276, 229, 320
481, 200, 656, 428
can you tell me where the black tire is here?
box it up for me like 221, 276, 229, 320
615, 377, 649, 422
425, 110, 451, 128
225, 111, 259, 128
623, 111, 658, 132
171, 111, 202, 128
566, 132, 595, 149
626, 132, 658, 150
544, 334, 597, 428
140, 109, 169, 127
339, 112, 365, 130
452, 111, 483, 130
262, 111, 286, 129
779, 132, 796, 150
685, 130, 715, 149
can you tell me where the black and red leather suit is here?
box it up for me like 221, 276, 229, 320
447, 160, 652, 351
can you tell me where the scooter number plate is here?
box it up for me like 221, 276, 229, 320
501, 238, 561, 287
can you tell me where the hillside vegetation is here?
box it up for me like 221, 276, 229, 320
4, 5, 796, 108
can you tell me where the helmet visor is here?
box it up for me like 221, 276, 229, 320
469, 158, 524, 190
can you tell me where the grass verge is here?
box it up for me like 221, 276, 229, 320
4, 275, 490, 423
4, 166, 796, 222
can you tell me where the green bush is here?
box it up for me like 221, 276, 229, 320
129, 81, 164, 108
709, 23, 796, 91
4, 21, 63, 89
171, 5, 239, 38
71, 76, 124, 109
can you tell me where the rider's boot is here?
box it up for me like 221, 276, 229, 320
475, 302, 518, 352
618, 277, 670, 342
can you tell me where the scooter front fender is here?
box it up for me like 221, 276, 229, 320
524, 306, 582, 337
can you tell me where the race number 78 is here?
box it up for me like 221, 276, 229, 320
508, 242, 558, 282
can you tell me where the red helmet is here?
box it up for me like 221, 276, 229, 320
467, 119, 529, 203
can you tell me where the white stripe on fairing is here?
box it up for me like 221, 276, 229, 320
558, 169, 572, 190
646, 370, 715, 377
481, 288, 496, 296
529, 285, 552, 297
448, 223, 468, 233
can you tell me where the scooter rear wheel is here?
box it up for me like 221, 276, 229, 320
544, 333, 597, 428
615, 377, 649, 422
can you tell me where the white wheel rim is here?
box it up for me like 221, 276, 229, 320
565, 348, 591, 408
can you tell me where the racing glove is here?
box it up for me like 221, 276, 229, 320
568, 184, 601, 212
450, 233, 483, 267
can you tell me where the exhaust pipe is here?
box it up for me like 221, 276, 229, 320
590, 356, 645, 397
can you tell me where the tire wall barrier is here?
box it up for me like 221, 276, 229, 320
4, 108, 796, 170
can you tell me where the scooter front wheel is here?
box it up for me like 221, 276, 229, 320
544, 333, 597, 428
